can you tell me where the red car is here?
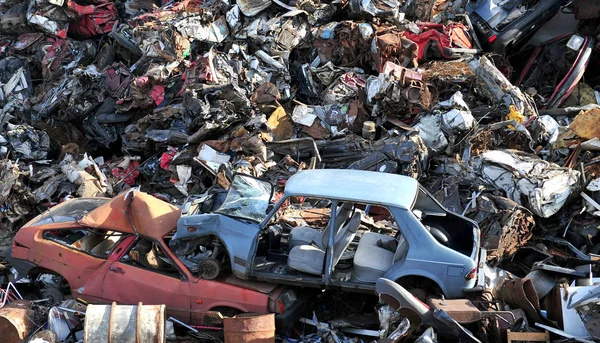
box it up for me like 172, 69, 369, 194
6, 190, 304, 327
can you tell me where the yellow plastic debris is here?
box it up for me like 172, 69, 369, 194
506, 105, 524, 129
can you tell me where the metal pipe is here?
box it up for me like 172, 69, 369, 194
168, 317, 198, 333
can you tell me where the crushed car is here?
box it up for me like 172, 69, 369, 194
468, 0, 566, 54
173, 169, 485, 299
6, 189, 305, 328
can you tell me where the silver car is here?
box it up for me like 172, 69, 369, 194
172, 169, 485, 298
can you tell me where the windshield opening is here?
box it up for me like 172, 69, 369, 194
215, 174, 273, 222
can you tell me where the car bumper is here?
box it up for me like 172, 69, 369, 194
275, 294, 311, 331
463, 248, 487, 294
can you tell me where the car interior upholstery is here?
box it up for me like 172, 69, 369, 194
46, 229, 125, 258
287, 212, 361, 275
287, 202, 354, 249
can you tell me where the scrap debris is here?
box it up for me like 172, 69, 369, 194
3, 0, 600, 342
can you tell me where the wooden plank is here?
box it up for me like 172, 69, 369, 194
507, 330, 550, 342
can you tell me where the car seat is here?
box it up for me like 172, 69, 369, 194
89, 232, 121, 256
353, 232, 408, 282
288, 202, 353, 249
287, 212, 361, 276
72, 232, 105, 252
133, 240, 171, 270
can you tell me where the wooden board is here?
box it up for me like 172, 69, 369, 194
506, 330, 550, 343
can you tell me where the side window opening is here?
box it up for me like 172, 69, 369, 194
44, 229, 128, 259
120, 238, 182, 279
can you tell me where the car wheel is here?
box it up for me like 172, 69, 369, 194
41, 287, 64, 305
396, 276, 443, 302
201, 258, 222, 280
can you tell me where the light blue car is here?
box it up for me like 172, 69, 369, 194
172, 169, 486, 299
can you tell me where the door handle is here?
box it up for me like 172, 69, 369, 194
109, 266, 125, 274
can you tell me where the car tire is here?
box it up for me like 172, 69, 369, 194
201, 258, 222, 280
425, 223, 452, 247
41, 287, 64, 305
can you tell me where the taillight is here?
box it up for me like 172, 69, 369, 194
269, 288, 297, 314
465, 267, 477, 280
276, 299, 286, 314
488, 35, 497, 43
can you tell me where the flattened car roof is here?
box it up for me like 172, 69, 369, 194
79, 189, 181, 239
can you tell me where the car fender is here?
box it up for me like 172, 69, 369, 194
175, 213, 260, 277
5, 246, 38, 279
383, 265, 451, 298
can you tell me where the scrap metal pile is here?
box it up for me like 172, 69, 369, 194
3, 0, 600, 341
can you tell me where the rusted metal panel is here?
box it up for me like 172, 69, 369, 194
224, 313, 275, 343
0, 300, 34, 343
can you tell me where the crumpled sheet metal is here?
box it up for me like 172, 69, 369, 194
3, 124, 50, 160
375, 31, 418, 71
67, 2, 118, 38
474, 149, 580, 218
0, 57, 33, 102
497, 278, 555, 328
414, 91, 474, 152
566, 107, 600, 140
238, 0, 272, 16
469, 56, 535, 117
175, 16, 229, 43
574, 304, 600, 339
473, 195, 535, 264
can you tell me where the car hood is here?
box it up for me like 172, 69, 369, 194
79, 189, 181, 238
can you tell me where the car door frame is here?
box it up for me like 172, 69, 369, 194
248, 196, 340, 286
32, 224, 127, 297
101, 234, 194, 322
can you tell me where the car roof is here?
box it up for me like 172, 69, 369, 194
284, 169, 419, 209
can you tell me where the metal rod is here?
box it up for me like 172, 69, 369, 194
168, 316, 198, 333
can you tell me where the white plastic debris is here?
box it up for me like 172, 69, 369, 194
477, 150, 580, 217
414, 115, 448, 152
196, 143, 231, 174
291, 104, 318, 127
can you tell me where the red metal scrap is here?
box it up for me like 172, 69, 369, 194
402, 22, 472, 62
68, 1, 119, 38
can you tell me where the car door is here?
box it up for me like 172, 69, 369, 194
101, 237, 192, 323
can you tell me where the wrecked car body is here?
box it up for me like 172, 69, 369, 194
3, 0, 600, 339
6, 189, 305, 328
468, 0, 565, 54
174, 170, 484, 299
